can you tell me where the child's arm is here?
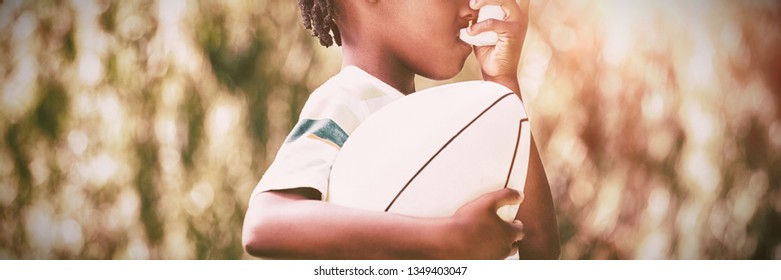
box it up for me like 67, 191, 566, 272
469, 0, 561, 259
515, 137, 560, 259
243, 187, 525, 259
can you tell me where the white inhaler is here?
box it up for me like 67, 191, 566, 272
459, 5, 506, 46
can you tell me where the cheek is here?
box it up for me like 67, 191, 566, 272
391, 17, 469, 78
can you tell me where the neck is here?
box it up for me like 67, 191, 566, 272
341, 44, 416, 95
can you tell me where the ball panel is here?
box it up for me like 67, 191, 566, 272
328, 82, 512, 210
387, 95, 523, 217
327, 81, 530, 221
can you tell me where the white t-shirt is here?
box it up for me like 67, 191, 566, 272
251, 66, 404, 201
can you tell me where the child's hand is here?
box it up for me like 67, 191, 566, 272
445, 188, 525, 259
468, 0, 530, 91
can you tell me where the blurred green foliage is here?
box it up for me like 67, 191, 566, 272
0, 0, 780, 259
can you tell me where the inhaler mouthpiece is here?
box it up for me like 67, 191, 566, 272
459, 5, 506, 46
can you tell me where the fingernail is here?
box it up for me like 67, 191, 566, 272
470, 0, 477, 9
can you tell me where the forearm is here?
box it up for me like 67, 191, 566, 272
242, 190, 452, 259
515, 136, 560, 259
484, 78, 560, 259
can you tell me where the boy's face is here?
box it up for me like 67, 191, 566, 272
373, 0, 476, 80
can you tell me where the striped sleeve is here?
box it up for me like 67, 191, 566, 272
250, 66, 404, 202
250, 89, 361, 200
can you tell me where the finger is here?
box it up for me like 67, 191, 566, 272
468, 189, 521, 213
471, 0, 524, 22
499, 220, 524, 258
487, 188, 523, 211
509, 242, 520, 258
512, 219, 526, 242
468, 18, 523, 36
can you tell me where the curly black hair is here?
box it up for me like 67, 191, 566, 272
298, 0, 342, 47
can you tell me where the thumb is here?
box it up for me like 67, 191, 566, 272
483, 188, 524, 211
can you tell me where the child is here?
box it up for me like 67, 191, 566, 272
242, 0, 559, 259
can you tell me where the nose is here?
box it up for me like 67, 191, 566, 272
459, 0, 478, 23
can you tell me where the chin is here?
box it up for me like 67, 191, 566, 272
420, 59, 467, 80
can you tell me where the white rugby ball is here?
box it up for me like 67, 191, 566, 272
327, 81, 532, 221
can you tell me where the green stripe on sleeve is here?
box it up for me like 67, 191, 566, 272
286, 119, 348, 148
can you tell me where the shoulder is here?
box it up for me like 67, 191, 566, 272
297, 66, 404, 135
297, 78, 363, 136
304, 75, 357, 110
